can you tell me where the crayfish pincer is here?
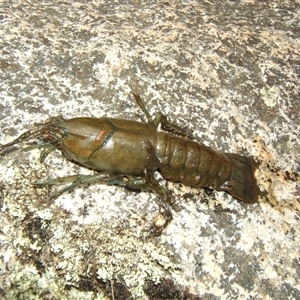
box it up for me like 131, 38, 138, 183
0, 93, 258, 235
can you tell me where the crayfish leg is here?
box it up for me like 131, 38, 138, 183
23, 142, 56, 163
155, 113, 193, 139
108, 171, 173, 235
131, 92, 153, 124
34, 172, 152, 199
144, 171, 173, 235
131, 92, 192, 138
33, 169, 173, 235
33, 173, 115, 199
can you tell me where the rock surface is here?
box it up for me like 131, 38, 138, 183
0, 1, 299, 299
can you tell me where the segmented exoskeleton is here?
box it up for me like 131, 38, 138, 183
0, 93, 258, 234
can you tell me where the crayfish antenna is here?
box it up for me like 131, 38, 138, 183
0, 130, 33, 153
0, 128, 50, 154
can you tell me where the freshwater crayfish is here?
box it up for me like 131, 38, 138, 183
0, 93, 258, 234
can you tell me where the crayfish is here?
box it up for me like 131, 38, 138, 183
0, 93, 258, 234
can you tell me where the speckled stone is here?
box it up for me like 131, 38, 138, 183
0, 1, 299, 299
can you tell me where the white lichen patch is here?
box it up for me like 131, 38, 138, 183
260, 87, 279, 108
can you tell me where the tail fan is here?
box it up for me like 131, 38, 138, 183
221, 153, 258, 203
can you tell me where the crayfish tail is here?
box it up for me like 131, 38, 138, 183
222, 153, 259, 203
